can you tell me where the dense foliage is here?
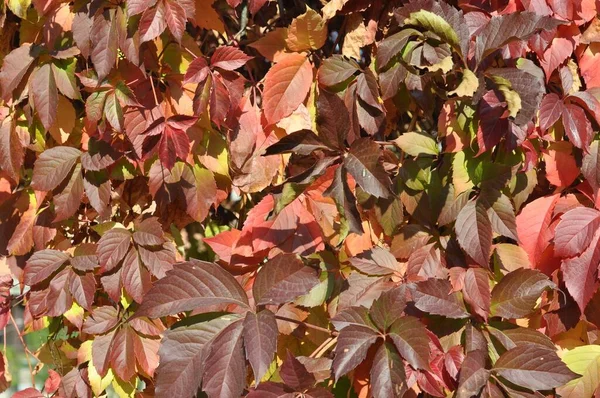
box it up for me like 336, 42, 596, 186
2, 0, 600, 396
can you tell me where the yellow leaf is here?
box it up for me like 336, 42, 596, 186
194, 0, 225, 32
78, 340, 93, 363
286, 9, 327, 52
8, 0, 31, 19
557, 344, 600, 397
64, 301, 84, 328
89, 363, 114, 397
449, 69, 479, 97
342, 14, 366, 60
249, 28, 290, 62
322, 0, 347, 20
111, 375, 137, 398
49, 95, 75, 144
276, 103, 312, 133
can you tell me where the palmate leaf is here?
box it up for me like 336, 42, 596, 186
31, 63, 58, 131
211, 46, 253, 71
0, 43, 36, 101
456, 349, 489, 398
90, 9, 120, 81
24, 249, 70, 286
490, 268, 555, 318
493, 345, 578, 390
554, 207, 600, 258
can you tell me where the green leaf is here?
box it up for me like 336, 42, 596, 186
405, 10, 460, 55
8, 0, 31, 19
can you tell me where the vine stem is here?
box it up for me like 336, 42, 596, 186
10, 312, 36, 387
274, 315, 338, 336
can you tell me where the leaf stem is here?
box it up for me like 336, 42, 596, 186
310, 336, 338, 359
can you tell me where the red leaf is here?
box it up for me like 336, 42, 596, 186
97, 228, 131, 273
562, 103, 593, 151
243, 310, 278, 382
158, 125, 190, 170
31, 63, 58, 131
140, 1, 167, 43
0, 44, 36, 101
344, 138, 391, 198
83, 306, 119, 334
211, 46, 253, 71
91, 10, 119, 80
561, 229, 600, 312
539, 37, 574, 80
539, 93, 565, 132
554, 207, 600, 257
24, 249, 69, 286
463, 268, 491, 321
332, 324, 379, 380
202, 320, 246, 398
455, 199, 493, 267
53, 163, 84, 222
542, 142, 579, 188
31, 146, 82, 192
516, 194, 559, 267
252, 253, 320, 306
164, 0, 186, 42
490, 268, 555, 318
155, 315, 232, 397
183, 57, 209, 84
262, 53, 313, 125
388, 316, 431, 370
135, 260, 250, 318
110, 325, 138, 381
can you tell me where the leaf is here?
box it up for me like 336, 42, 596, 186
493, 345, 578, 390
490, 268, 555, 318
370, 342, 407, 398
457, 350, 489, 398
140, 1, 167, 43
324, 165, 363, 235
253, 253, 320, 306
91, 9, 120, 80
279, 352, 316, 390
109, 325, 137, 381
455, 199, 492, 267
104, 92, 124, 132
388, 316, 430, 370
554, 207, 600, 258
0, 44, 36, 101
344, 138, 391, 198
155, 315, 233, 397
53, 163, 84, 222
562, 103, 593, 151
183, 57, 209, 84
376, 29, 420, 72
481, 192, 517, 240
31, 146, 82, 192
211, 46, 253, 71
475, 13, 562, 61
317, 55, 359, 87
449, 68, 479, 97
0, 115, 24, 181
286, 9, 328, 52
7, 194, 36, 256
262, 53, 313, 125
24, 249, 69, 286
410, 279, 469, 318
516, 194, 559, 266
126, 0, 156, 16
405, 10, 461, 54
561, 229, 600, 313
83, 306, 119, 334
394, 132, 439, 157
264, 129, 330, 156
557, 345, 600, 398
202, 320, 246, 398
164, 0, 186, 43
31, 64, 58, 131
349, 246, 401, 276
316, 89, 348, 149
332, 324, 379, 380
158, 124, 190, 170
97, 228, 131, 272
243, 310, 278, 382
248, 28, 288, 62
583, 140, 600, 192
463, 268, 491, 321
135, 260, 250, 318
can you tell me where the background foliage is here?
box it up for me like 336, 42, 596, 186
1, 0, 600, 396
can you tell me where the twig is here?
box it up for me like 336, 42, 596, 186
274, 315, 338, 336
310, 336, 338, 359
